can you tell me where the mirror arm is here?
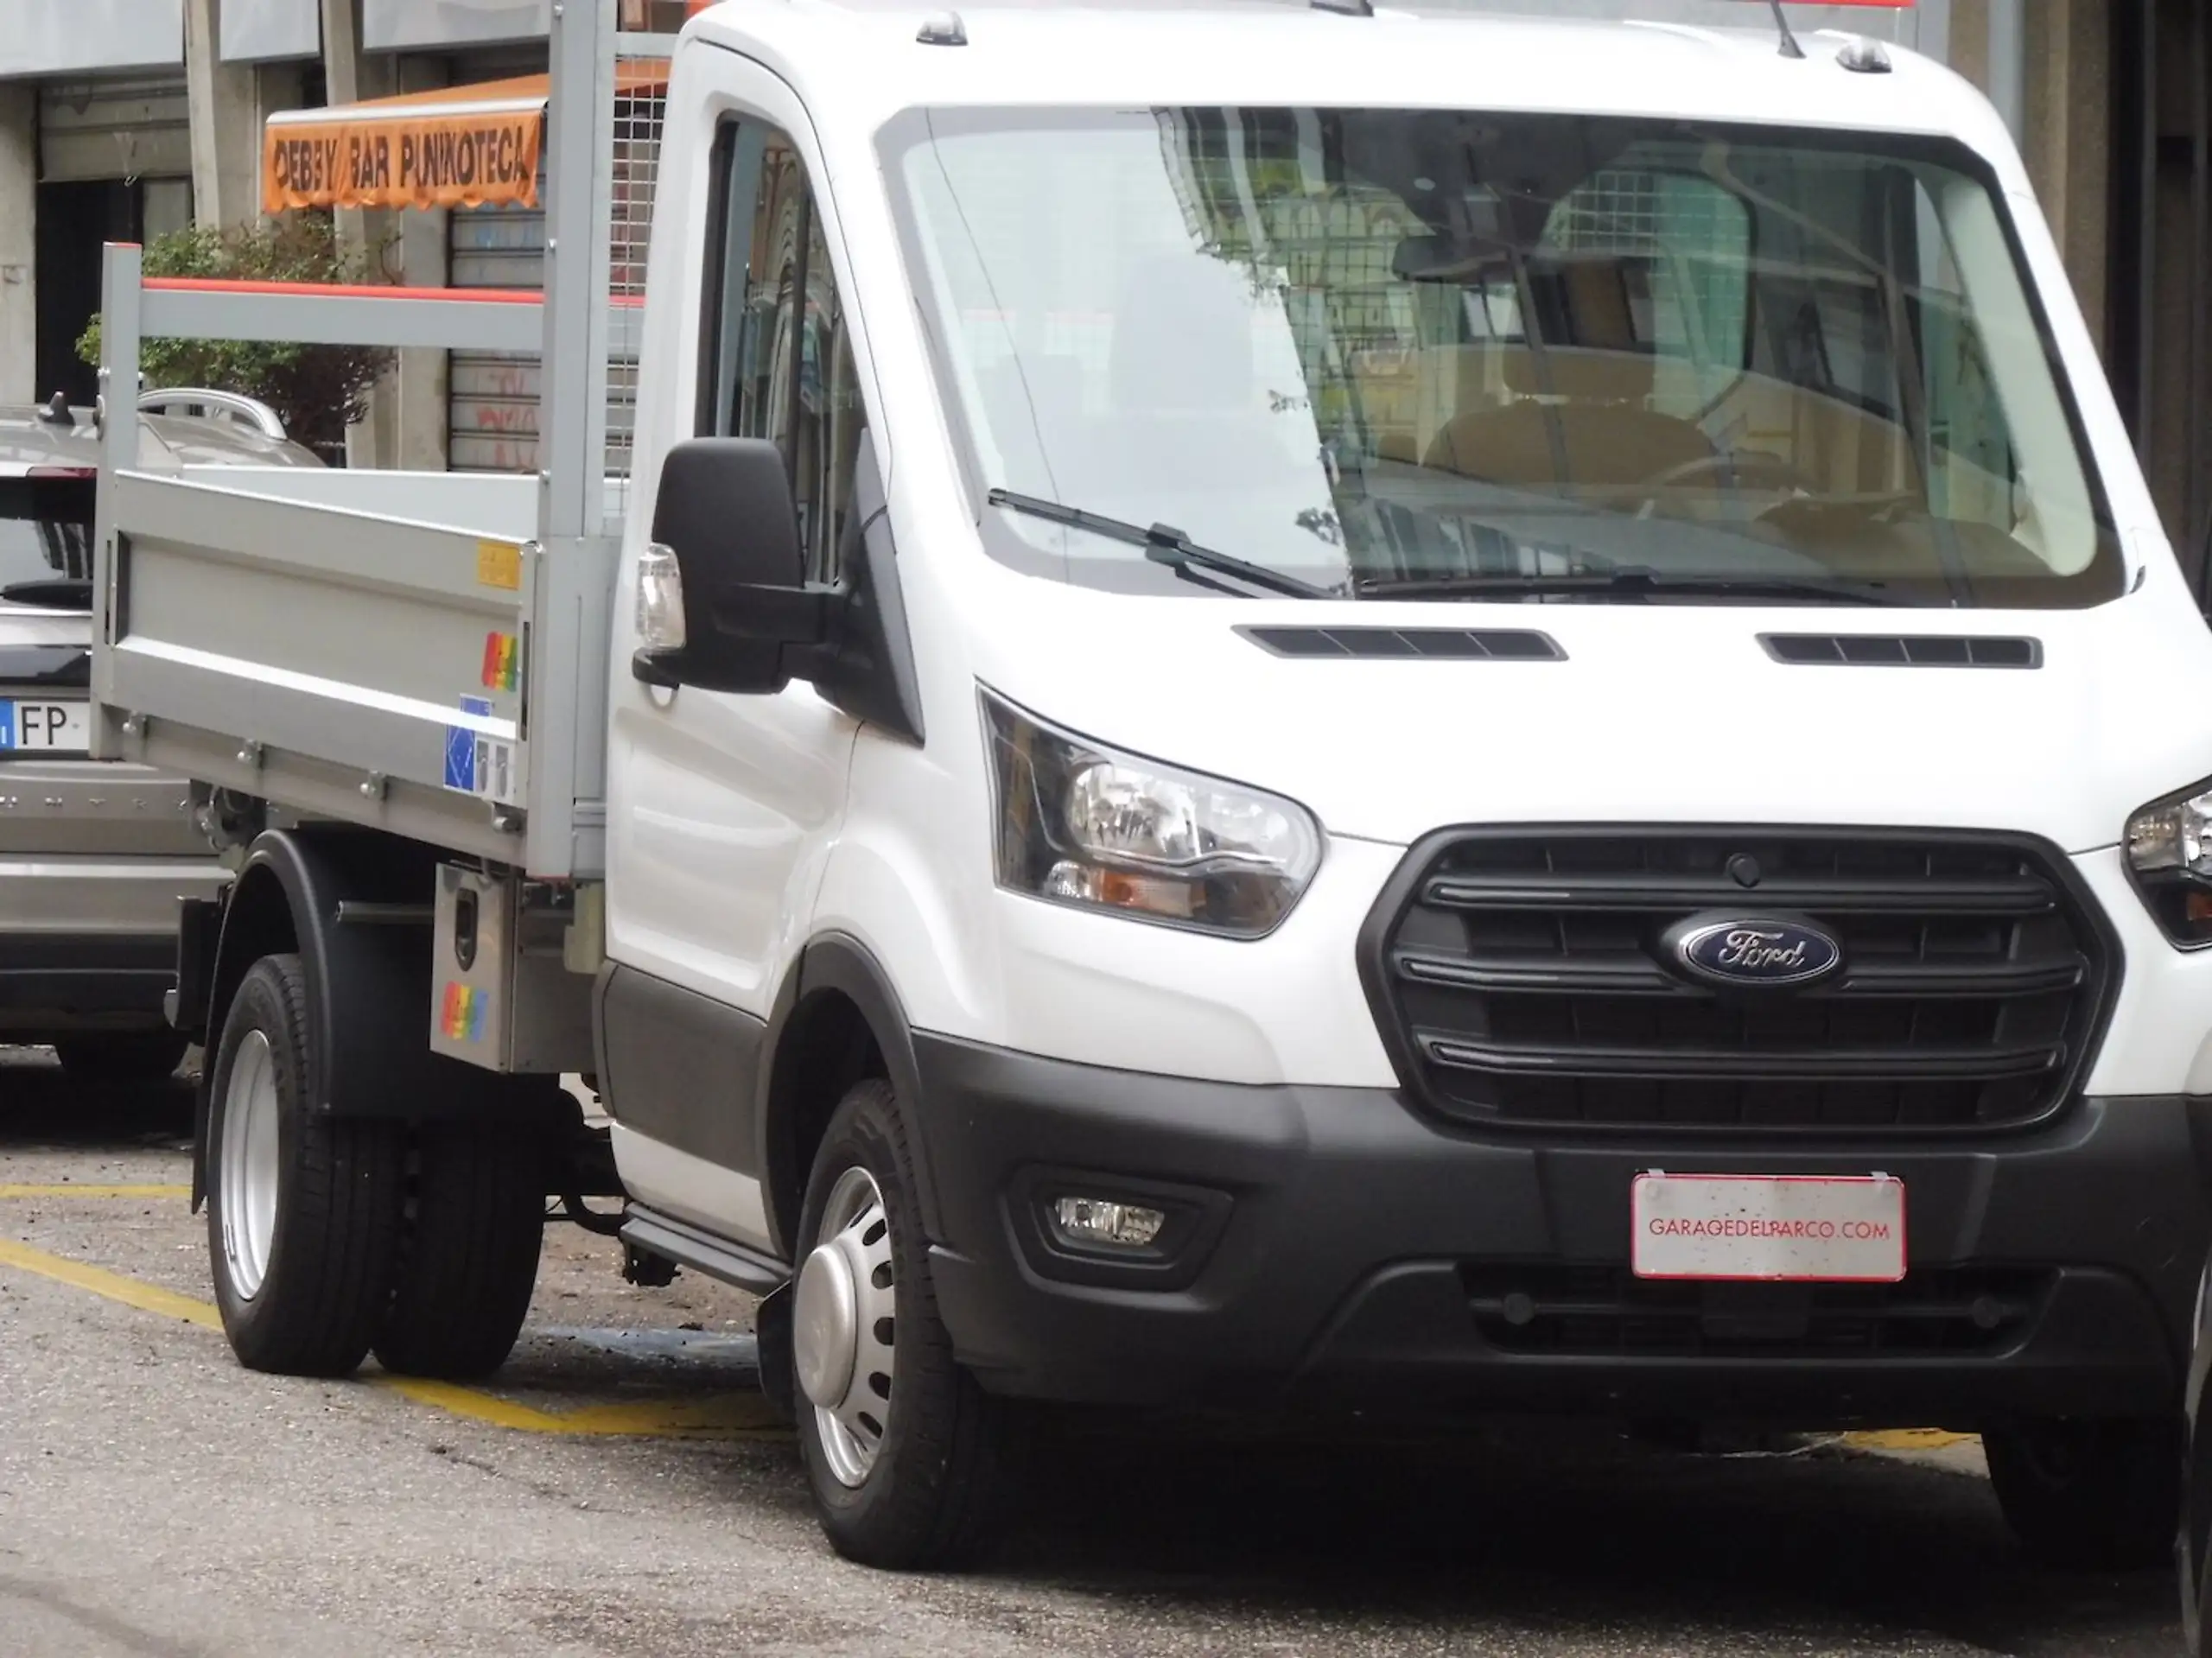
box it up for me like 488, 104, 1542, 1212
709, 581, 838, 645
631, 645, 686, 688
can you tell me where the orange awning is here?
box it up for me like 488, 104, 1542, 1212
262, 62, 667, 214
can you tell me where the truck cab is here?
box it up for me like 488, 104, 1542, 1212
93, 0, 2212, 1573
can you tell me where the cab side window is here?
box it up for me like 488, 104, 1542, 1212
699, 119, 866, 583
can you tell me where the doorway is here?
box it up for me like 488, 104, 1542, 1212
34, 179, 141, 410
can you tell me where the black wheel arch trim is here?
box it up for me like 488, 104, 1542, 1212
192, 827, 563, 1210
755, 931, 937, 1260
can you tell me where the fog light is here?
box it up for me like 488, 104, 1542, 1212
1051, 1195, 1166, 1250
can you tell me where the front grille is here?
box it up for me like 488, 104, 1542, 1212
1463, 1263, 2050, 1358
1362, 829, 2114, 1134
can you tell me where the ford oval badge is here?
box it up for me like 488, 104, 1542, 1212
1664, 915, 1844, 991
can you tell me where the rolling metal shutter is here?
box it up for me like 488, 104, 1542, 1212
448, 181, 545, 472
447, 80, 658, 481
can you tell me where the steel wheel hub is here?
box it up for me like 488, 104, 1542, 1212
794, 1166, 896, 1488
218, 1029, 281, 1301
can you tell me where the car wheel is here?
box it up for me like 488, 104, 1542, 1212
1985, 1414, 2183, 1569
205, 954, 404, 1376
792, 1077, 1021, 1568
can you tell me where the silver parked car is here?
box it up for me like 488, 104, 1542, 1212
0, 390, 321, 1085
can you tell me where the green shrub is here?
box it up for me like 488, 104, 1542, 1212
76, 216, 395, 456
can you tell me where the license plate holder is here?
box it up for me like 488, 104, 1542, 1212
0, 698, 89, 753
1631, 1172, 1906, 1283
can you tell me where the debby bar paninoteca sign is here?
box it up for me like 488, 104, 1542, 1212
259, 66, 665, 215
264, 104, 543, 213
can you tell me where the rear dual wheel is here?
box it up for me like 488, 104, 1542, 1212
205, 953, 545, 1380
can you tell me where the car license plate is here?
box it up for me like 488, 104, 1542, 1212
0, 698, 89, 753
1631, 1172, 1906, 1282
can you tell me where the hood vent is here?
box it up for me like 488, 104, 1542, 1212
1761, 633, 2041, 669
1239, 626, 1563, 661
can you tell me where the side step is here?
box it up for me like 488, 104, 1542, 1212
620, 1205, 788, 1297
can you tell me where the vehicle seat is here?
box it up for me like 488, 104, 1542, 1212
1421, 345, 1718, 487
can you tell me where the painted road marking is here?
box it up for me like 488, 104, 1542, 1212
0, 1236, 787, 1439
0, 1184, 193, 1199
0, 1237, 221, 1330
382, 1377, 778, 1437
1844, 1428, 1979, 1452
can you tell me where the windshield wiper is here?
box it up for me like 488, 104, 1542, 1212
1354, 568, 1908, 607
986, 488, 1330, 599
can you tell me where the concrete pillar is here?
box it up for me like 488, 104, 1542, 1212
321, 0, 400, 467
1947, 0, 1993, 105
185, 0, 264, 234
1948, 0, 2110, 360
0, 85, 32, 404
2018, 0, 2111, 360
394, 54, 450, 470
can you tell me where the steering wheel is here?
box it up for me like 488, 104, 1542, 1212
1637, 449, 1817, 496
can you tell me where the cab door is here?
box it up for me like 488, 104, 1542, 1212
602, 54, 873, 1248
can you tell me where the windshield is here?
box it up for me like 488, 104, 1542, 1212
886, 108, 2122, 607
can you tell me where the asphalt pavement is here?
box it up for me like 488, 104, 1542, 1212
0, 1051, 2185, 1657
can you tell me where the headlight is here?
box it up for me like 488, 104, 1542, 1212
2125, 780, 2212, 946
981, 689, 1321, 938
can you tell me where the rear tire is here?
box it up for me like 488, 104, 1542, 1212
205, 955, 404, 1376
54, 1031, 189, 1086
372, 1121, 548, 1380
793, 1078, 1020, 1569
1985, 1414, 2182, 1569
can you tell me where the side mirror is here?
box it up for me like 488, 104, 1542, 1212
632, 437, 830, 694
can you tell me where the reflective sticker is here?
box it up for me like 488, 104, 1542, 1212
441, 695, 520, 809
440, 981, 486, 1043
476, 540, 522, 591
481, 631, 519, 692
442, 705, 481, 793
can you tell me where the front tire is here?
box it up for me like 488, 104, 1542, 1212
1984, 1414, 2182, 1569
793, 1078, 1020, 1568
206, 955, 404, 1376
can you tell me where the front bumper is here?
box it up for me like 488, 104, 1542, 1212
912, 1034, 2210, 1426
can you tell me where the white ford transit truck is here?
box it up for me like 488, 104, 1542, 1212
89, 0, 2212, 1571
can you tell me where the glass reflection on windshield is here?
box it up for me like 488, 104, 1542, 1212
888, 107, 2120, 608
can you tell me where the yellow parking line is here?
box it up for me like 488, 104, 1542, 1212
375, 1376, 588, 1432
558, 1394, 785, 1435
1845, 1428, 1979, 1452
0, 1236, 787, 1439
0, 1183, 192, 1199
0, 1236, 222, 1330
380, 1376, 783, 1437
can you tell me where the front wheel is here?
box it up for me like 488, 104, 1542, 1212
205, 954, 404, 1376
792, 1078, 1020, 1568
1984, 1414, 2182, 1569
